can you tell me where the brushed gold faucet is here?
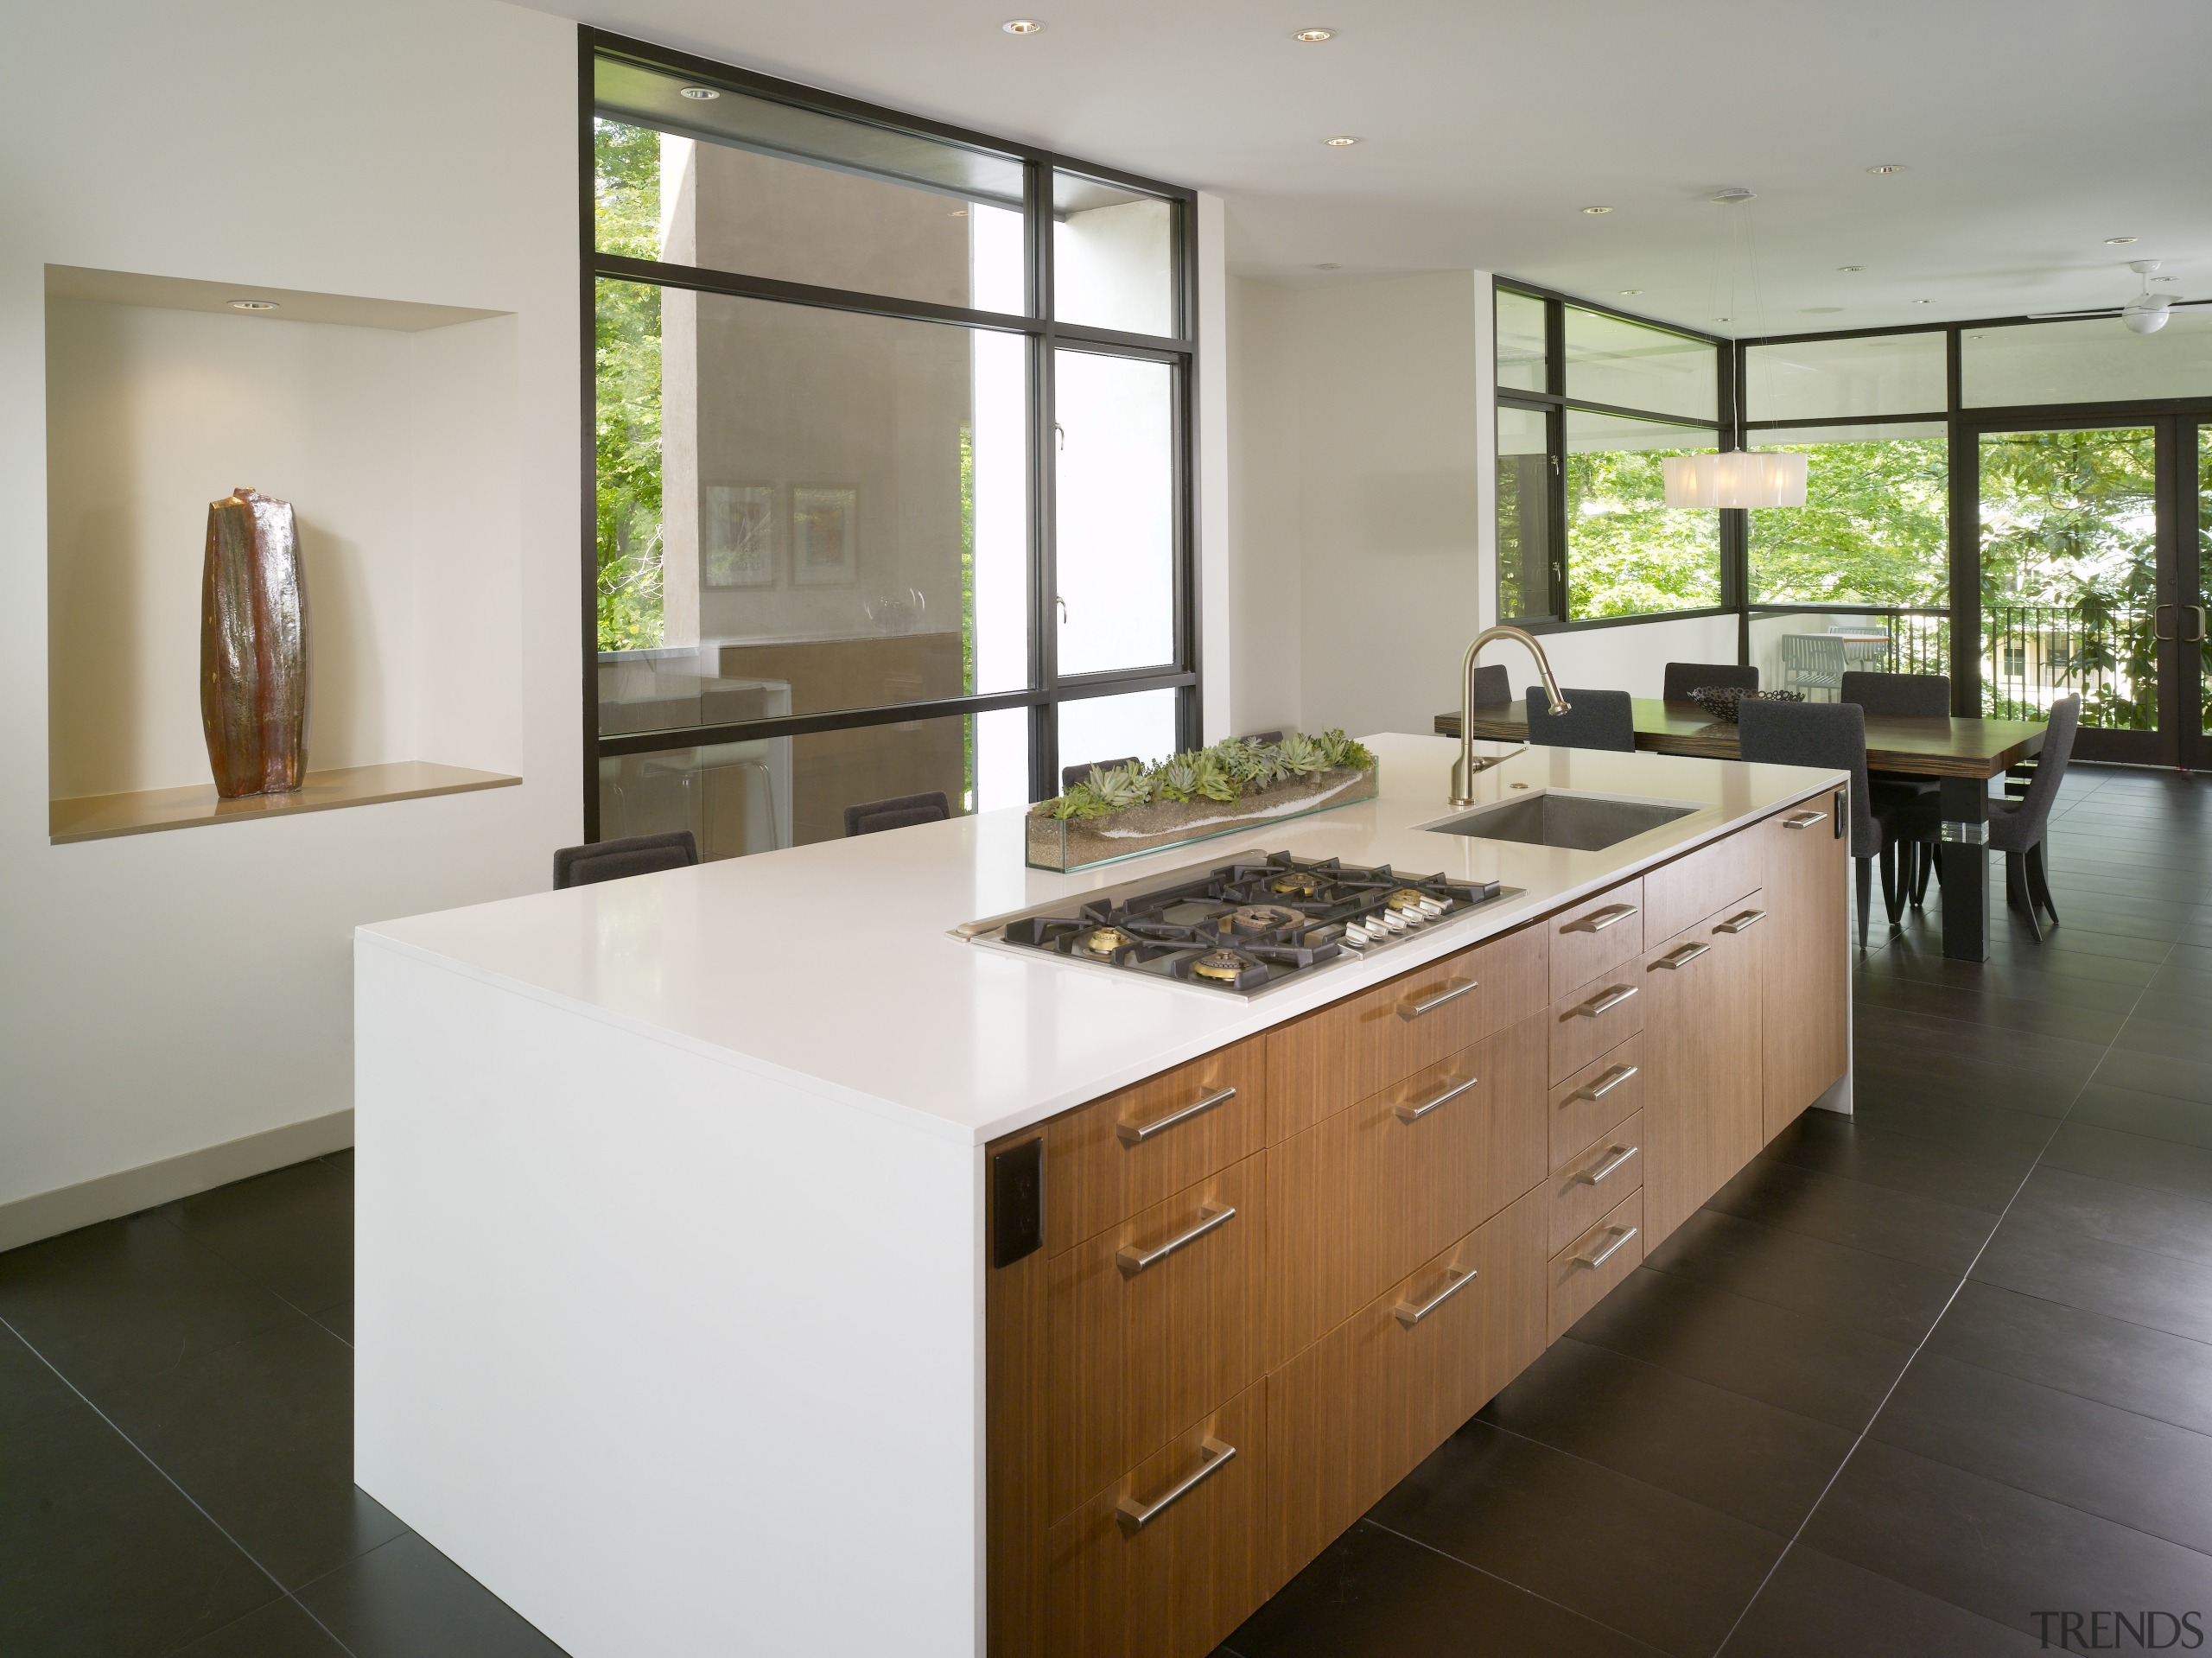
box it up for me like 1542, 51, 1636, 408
1452, 626, 1570, 807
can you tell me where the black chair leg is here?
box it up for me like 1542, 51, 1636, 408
1880, 842, 1904, 926
2007, 850, 2044, 943
1911, 841, 1934, 907
1856, 855, 1872, 950
2027, 842, 2060, 927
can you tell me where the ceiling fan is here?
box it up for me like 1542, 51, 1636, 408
2031, 260, 2206, 334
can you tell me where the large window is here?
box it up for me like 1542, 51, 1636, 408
1492, 285, 1724, 622
588, 39, 1195, 854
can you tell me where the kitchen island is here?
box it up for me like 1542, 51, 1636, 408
353, 733, 1851, 1658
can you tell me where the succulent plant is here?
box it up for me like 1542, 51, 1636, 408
1040, 727, 1374, 818
1152, 754, 1203, 802
1316, 728, 1376, 772
1190, 753, 1240, 802
1089, 763, 1152, 810
1275, 732, 1330, 776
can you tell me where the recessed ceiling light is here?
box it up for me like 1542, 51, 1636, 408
1618, 289, 1643, 295
2107, 236, 2138, 245
1838, 265, 1864, 273
1800, 306, 1844, 314
1314, 262, 1342, 270
1866, 163, 1906, 175
1323, 135, 1358, 146
1581, 205, 1613, 215
1911, 299, 1934, 305
228, 300, 279, 311
1002, 17, 1045, 33
677, 86, 721, 100
948, 208, 968, 218
1293, 27, 1333, 41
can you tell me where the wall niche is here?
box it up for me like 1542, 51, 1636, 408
44, 264, 524, 842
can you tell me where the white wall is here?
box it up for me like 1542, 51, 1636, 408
2, 0, 580, 1225
1224, 268, 1746, 744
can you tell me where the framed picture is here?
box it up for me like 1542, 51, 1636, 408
703, 484, 777, 588
791, 486, 858, 587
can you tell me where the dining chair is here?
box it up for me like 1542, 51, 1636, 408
1840, 671, 1949, 905
1524, 687, 1636, 753
552, 830, 699, 889
1736, 699, 1913, 948
1466, 665, 1510, 706
1236, 729, 1287, 745
1061, 757, 1139, 791
1663, 662, 1758, 702
843, 791, 951, 836
1949, 696, 2078, 943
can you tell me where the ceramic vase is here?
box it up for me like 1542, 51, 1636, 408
200, 486, 308, 797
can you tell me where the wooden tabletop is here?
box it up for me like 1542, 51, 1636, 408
1434, 698, 2047, 779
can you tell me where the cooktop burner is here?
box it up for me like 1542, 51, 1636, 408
961, 849, 1518, 998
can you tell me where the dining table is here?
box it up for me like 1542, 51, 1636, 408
1435, 698, 2049, 962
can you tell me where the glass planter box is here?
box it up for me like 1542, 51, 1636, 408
1025, 765, 1379, 873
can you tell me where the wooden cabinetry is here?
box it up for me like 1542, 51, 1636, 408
1760, 794, 1851, 1141
986, 797, 1849, 1657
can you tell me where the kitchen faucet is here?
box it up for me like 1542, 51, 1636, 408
1452, 626, 1570, 808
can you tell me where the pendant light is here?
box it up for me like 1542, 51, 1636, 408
1664, 187, 1808, 511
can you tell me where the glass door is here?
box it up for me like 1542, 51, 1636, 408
2194, 422, 2212, 771
1974, 422, 2173, 765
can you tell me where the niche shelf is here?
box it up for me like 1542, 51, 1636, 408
44, 265, 525, 843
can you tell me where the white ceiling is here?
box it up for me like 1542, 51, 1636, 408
548, 0, 2212, 337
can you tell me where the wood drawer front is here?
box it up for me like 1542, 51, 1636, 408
1548, 1110, 1643, 1255
1548, 880, 1645, 1004
1046, 1155, 1266, 1521
1045, 1039, 1266, 1255
1642, 833, 1759, 947
1548, 1188, 1643, 1344
1271, 1190, 1548, 1583
1266, 922, 1546, 1144
1549, 975, 1645, 1082
1550, 1033, 1643, 1172
1266, 1012, 1547, 1370
1043, 1382, 1270, 1658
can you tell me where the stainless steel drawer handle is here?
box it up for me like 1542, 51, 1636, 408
1573, 1225, 1639, 1270
1563, 903, 1638, 935
1116, 1436, 1236, 1533
1396, 977, 1478, 1020
1394, 1265, 1478, 1328
1395, 1073, 1478, 1123
1783, 810, 1827, 830
1569, 984, 1637, 1019
1714, 909, 1767, 934
1573, 1063, 1638, 1102
1651, 943, 1710, 970
1117, 1085, 1236, 1147
1575, 1144, 1637, 1185
1116, 1204, 1236, 1276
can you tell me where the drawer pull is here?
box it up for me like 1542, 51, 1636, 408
1116, 1204, 1236, 1276
1568, 984, 1637, 1019
1563, 903, 1637, 935
1573, 1225, 1639, 1270
1116, 1436, 1236, 1533
1651, 943, 1710, 970
1783, 810, 1827, 830
1575, 1143, 1637, 1185
1573, 1063, 1638, 1102
1395, 1073, 1478, 1123
1715, 908, 1767, 934
1116, 1085, 1236, 1147
1394, 1265, 1478, 1328
1396, 977, 1478, 1020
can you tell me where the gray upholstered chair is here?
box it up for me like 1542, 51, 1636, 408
1663, 662, 1758, 702
553, 830, 699, 889
843, 791, 951, 836
1841, 671, 1950, 904
1466, 664, 1510, 706
1983, 696, 2079, 943
1736, 699, 1910, 948
1524, 687, 1636, 753
1061, 757, 1139, 791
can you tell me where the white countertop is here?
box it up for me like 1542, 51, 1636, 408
358, 734, 1844, 1147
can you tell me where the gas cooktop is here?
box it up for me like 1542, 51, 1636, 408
957, 849, 1519, 998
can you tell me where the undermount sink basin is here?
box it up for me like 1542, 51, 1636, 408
1427, 791, 1700, 851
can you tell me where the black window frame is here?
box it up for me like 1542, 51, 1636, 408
578, 28, 1202, 842
1491, 278, 1737, 633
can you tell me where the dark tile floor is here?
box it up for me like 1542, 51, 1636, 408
7, 767, 2210, 1655
1221, 765, 2212, 1657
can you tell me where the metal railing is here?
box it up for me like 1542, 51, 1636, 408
1983, 600, 2156, 727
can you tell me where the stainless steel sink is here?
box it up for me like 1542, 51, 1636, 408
1427, 791, 1700, 851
